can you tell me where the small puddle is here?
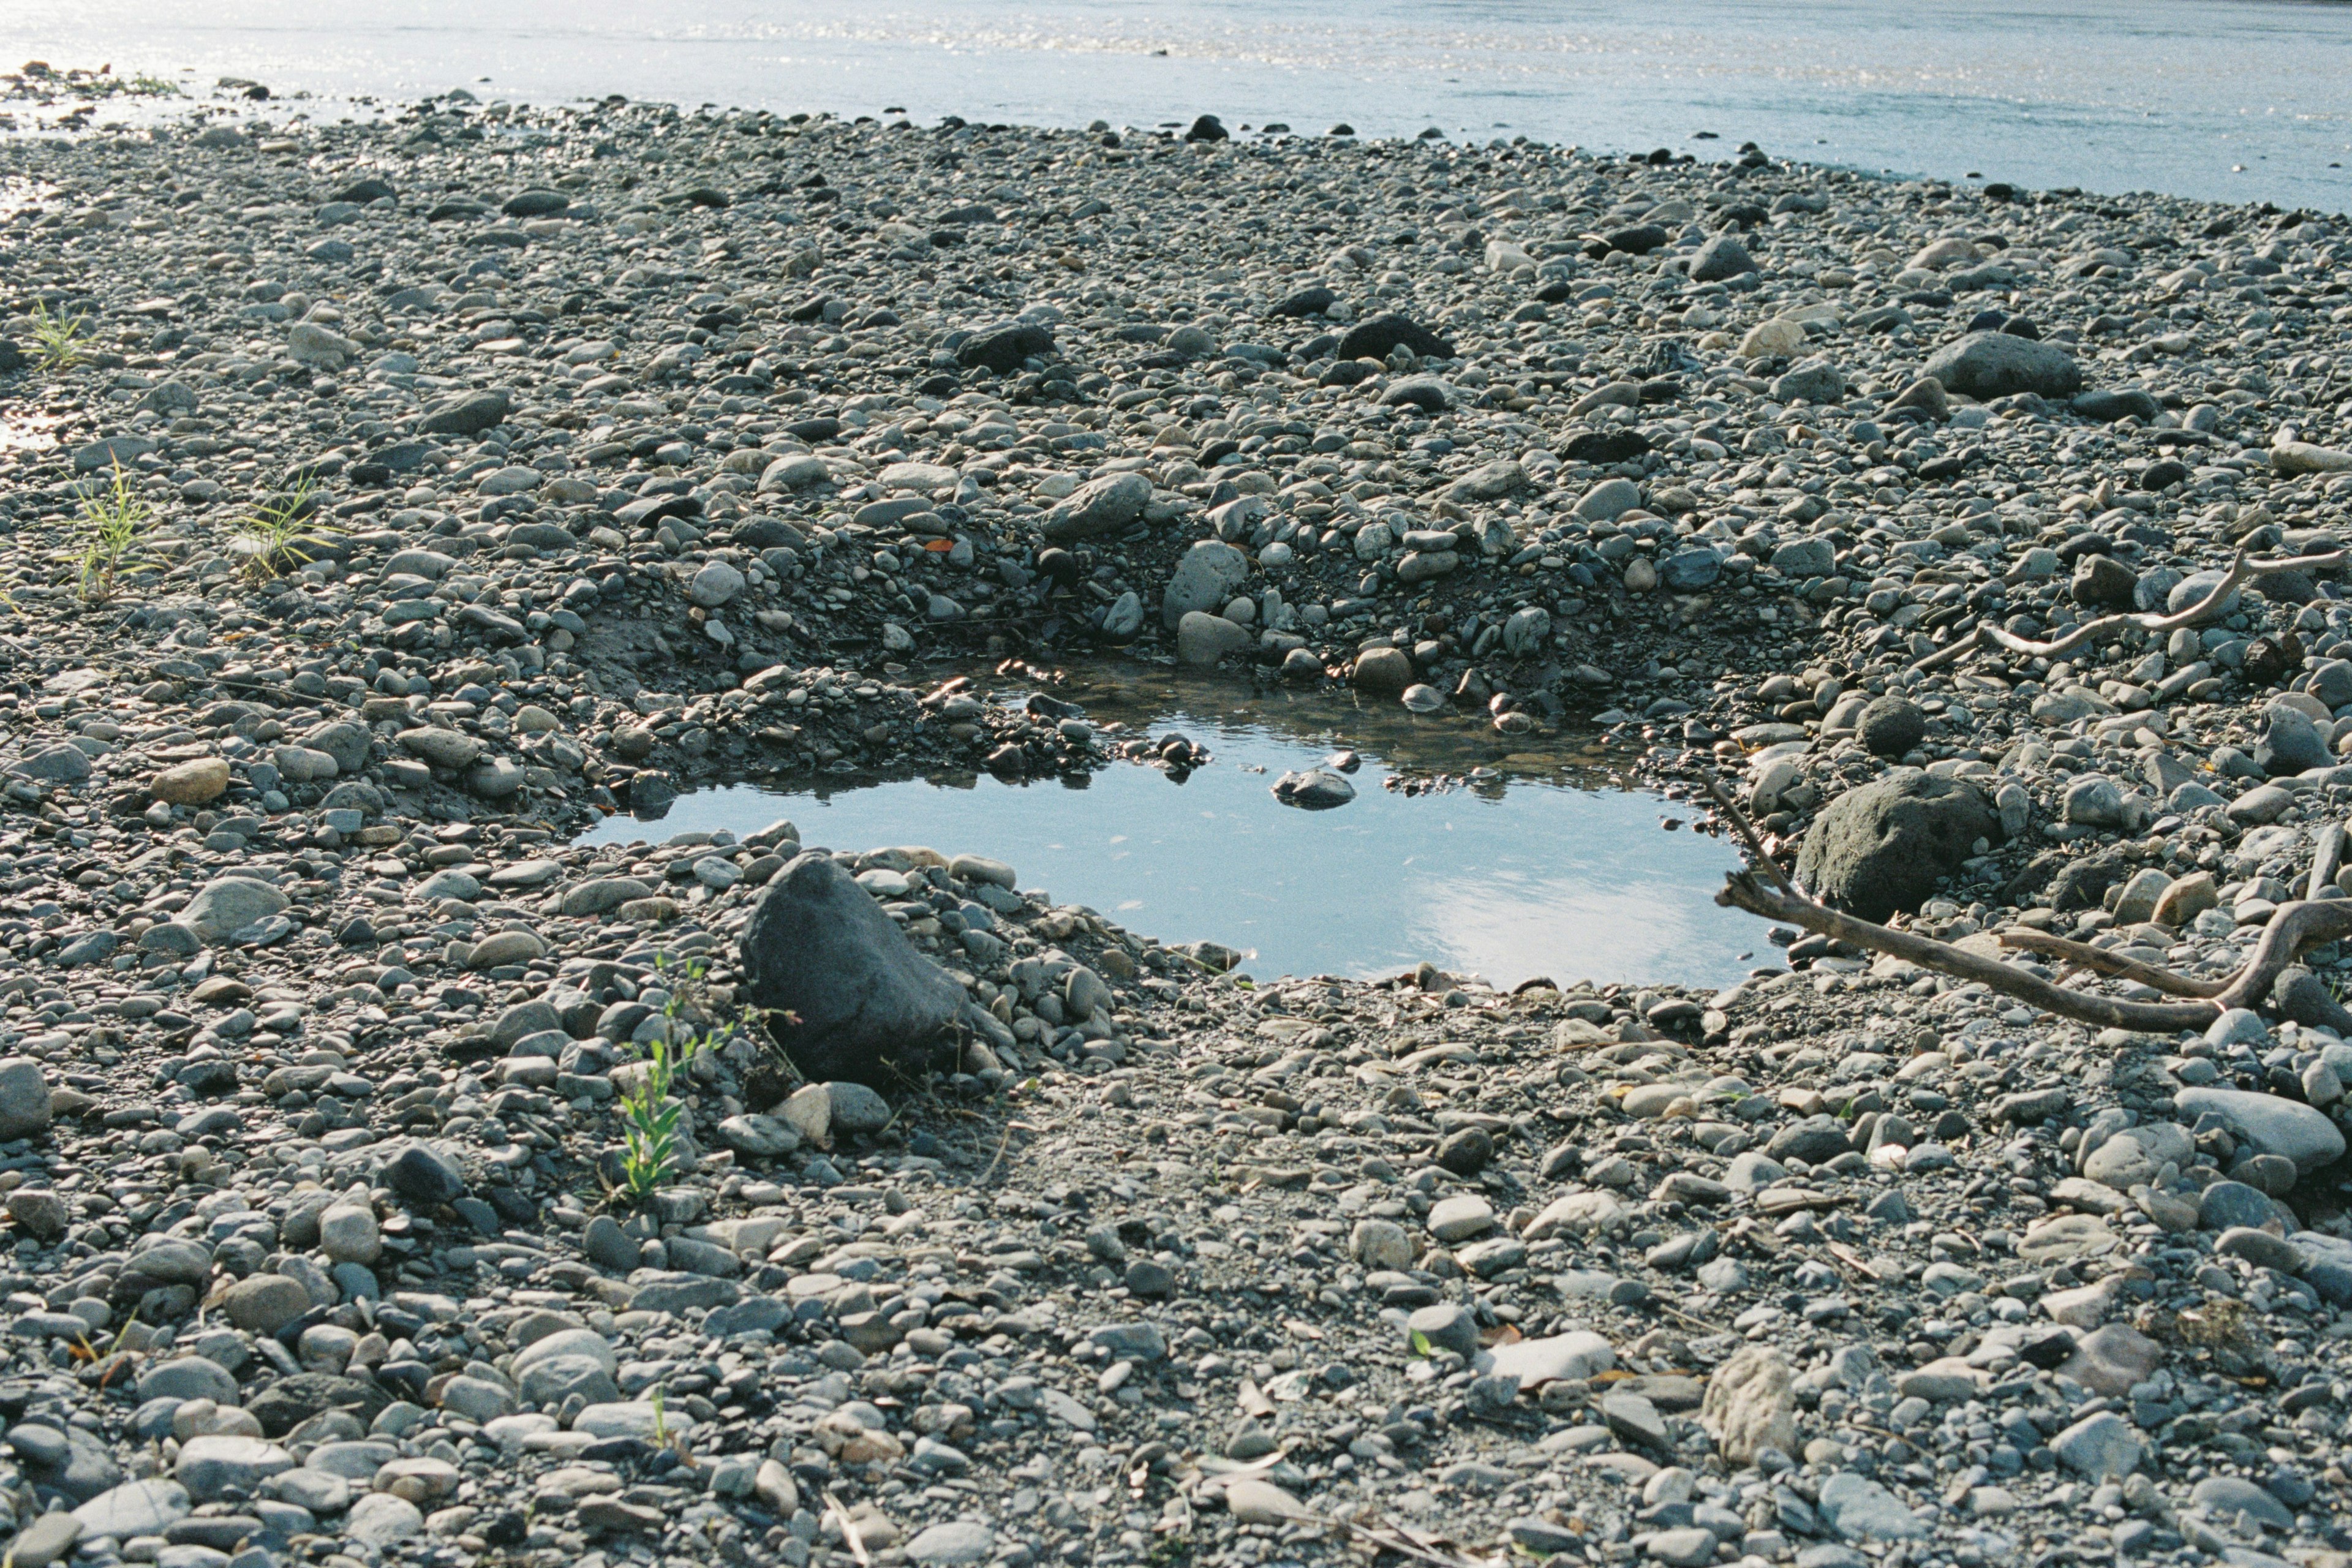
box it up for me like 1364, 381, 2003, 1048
578, 666, 1765, 990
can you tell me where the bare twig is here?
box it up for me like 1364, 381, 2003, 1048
1326, 1514, 1501, 1568
978, 1119, 1040, 1183
1720, 867, 2352, 1030
1909, 549, 2345, 673
1997, 929, 2231, 998
2209, 897, 2352, 1012
1717, 870, 2222, 1030
822, 1489, 870, 1568
1703, 773, 1798, 897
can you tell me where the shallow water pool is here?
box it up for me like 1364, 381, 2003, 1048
578, 668, 1765, 990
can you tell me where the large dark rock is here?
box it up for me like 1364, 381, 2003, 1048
382, 1142, 467, 1207
330, 176, 397, 205
416, 386, 511, 437
2071, 388, 2160, 423
2043, 847, 2130, 912
1855, 696, 1925, 758
1687, 235, 1755, 282
2274, 967, 2352, 1034
2071, 554, 2138, 609
1335, 314, 1455, 364
1563, 429, 1653, 464
1272, 285, 1337, 318
501, 188, 570, 217
740, 851, 966, 1086
1921, 331, 2081, 400
246, 1373, 391, 1438
1796, 768, 1999, 921
954, 321, 1055, 374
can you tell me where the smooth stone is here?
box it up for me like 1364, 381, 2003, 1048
2176, 1087, 2345, 1173
1816, 1471, 1927, 1539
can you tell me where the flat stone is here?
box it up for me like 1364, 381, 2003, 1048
6, 1512, 83, 1568
1406, 1304, 1479, 1359
1601, 1392, 1668, 1450
152, 758, 230, 805
175, 1437, 293, 1503
1485, 1330, 1614, 1386
2190, 1476, 2294, 1529
906, 1521, 997, 1566
181, 879, 290, 944
570, 1401, 699, 1444
73, 1480, 192, 1539
1816, 1471, 1927, 1539
2016, 1213, 2119, 1264
2051, 1411, 2143, 1479
1426, 1193, 1493, 1243
138, 1358, 238, 1406
342, 1493, 422, 1546
221, 1276, 312, 1336
2176, 1087, 2346, 1173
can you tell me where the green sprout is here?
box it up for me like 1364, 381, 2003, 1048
29, 301, 86, 372
228, 477, 339, 584
617, 1033, 684, 1203
73, 462, 149, 603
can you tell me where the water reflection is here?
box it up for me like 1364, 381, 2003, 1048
579, 666, 1760, 989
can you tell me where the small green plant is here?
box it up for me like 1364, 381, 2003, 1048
649, 1384, 669, 1446
617, 1034, 683, 1202
228, 478, 337, 584
73, 461, 149, 602
28, 301, 85, 372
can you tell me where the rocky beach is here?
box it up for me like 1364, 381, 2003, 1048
0, 66, 2348, 1568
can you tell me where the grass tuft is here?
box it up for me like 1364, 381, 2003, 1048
228, 478, 339, 584
73, 462, 149, 603
28, 301, 85, 372
617, 1035, 684, 1203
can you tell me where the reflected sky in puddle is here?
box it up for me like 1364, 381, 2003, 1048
579, 666, 1765, 990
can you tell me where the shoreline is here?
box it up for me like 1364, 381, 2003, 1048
0, 78, 2345, 1568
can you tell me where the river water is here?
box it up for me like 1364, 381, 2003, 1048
3, 0, 2350, 209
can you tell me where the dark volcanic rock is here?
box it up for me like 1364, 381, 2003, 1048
1563, 429, 1653, 464
955, 321, 1056, 374
416, 386, 512, 437
246, 1374, 393, 1438
1855, 696, 1926, 758
1796, 768, 1999, 921
1272, 285, 1338, 318
740, 851, 967, 1086
1335, 314, 1455, 363
1921, 331, 2082, 399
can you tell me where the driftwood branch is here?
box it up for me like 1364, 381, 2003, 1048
2206, 897, 2352, 1012
1703, 774, 1798, 897
1909, 549, 2348, 674
1995, 929, 2230, 998
1716, 870, 2225, 1030
1707, 772, 2352, 1030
